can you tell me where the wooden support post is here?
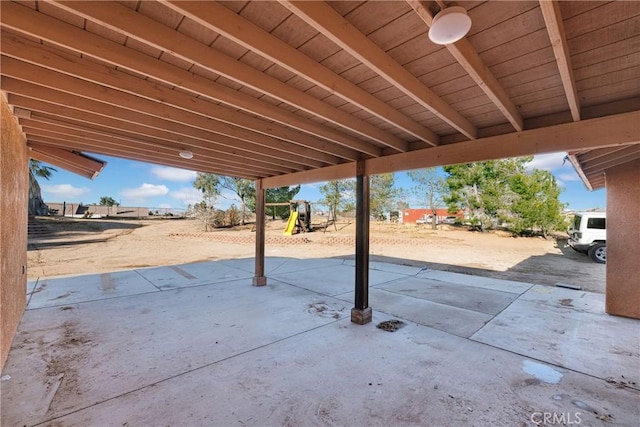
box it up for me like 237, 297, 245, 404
253, 178, 267, 286
351, 160, 372, 324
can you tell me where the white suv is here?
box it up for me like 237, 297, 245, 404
568, 212, 606, 263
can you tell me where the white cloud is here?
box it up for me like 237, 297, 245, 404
120, 183, 169, 199
150, 166, 197, 182
169, 187, 203, 206
526, 153, 567, 172
158, 203, 173, 209
42, 184, 90, 199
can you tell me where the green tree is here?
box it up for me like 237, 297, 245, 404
99, 196, 119, 207
370, 173, 399, 220
193, 175, 256, 224
407, 168, 446, 229
443, 158, 567, 235
509, 169, 567, 237
218, 177, 255, 224
193, 172, 220, 207
29, 159, 57, 180
319, 179, 354, 221
443, 160, 524, 231
265, 185, 301, 219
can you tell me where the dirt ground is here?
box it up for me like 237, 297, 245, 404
27, 216, 606, 293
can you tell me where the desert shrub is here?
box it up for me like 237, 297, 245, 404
226, 204, 241, 227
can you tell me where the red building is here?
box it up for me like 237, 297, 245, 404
400, 208, 462, 224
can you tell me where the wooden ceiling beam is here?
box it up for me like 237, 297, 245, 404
280, 0, 477, 140
1, 56, 330, 170
25, 135, 264, 179
26, 143, 106, 175
263, 111, 640, 187
539, 0, 581, 121
1, 30, 358, 164
406, 0, 524, 132
52, 1, 402, 154
8, 94, 302, 173
580, 145, 640, 173
577, 146, 631, 163
19, 118, 294, 176
0, 1, 379, 158
264, 162, 357, 189
27, 139, 259, 179
27, 138, 262, 179
164, 0, 438, 148
28, 145, 103, 180
366, 111, 638, 175
1, 78, 326, 175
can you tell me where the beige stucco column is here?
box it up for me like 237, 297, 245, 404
605, 159, 640, 319
1, 95, 29, 370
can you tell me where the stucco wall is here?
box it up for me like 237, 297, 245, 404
1, 96, 28, 370
605, 158, 640, 319
46, 202, 150, 217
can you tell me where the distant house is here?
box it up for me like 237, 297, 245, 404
399, 208, 462, 224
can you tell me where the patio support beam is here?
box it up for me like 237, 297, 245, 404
253, 179, 267, 286
406, 0, 524, 132
52, 1, 392, 156
539, 0, 581, 122
0, 2, 372, 160
164, 0, 435, 148
262, 111, 640, 188
351, 160, 372, 324
28, 145, 104, 180
281, 0, 477, 140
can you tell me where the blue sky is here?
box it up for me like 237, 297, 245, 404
38, 151, 606, 212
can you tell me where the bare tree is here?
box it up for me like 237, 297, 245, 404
407, 168, 445, 229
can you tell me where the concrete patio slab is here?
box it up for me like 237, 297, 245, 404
517, 285, 606, 314
271, 264, 406, 297
26, 270, 160, 309
22, 314, 640, 427
342, 259, 425, 276
418, 269, 533, 294
268, 257, 345, 275
471, 286, 640, 385
377, 276, 519, 315
4, 257, 639, 426
135, 261, 253, 290
2, 275, 349, 427
333, 288, 494, 338
218, 256, 290, 275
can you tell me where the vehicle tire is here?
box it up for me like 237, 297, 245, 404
588, 243, 606, 264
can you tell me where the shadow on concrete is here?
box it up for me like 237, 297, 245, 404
28, 218, 143, 250
31, 218, 144, 232
28, 238, 112, 250
333, 237, 605, 293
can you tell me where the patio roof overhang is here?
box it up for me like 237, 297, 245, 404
0, 0, 638, 186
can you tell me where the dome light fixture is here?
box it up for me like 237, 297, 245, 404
179, 150, 194, 159
428, 6, 472, 45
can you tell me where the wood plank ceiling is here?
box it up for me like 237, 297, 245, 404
1, 1, 638, 188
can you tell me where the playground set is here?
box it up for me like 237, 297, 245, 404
265, 200, 338, 236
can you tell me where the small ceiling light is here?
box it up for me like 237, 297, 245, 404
179, 150, 193, 159
428, 6, 472, 45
